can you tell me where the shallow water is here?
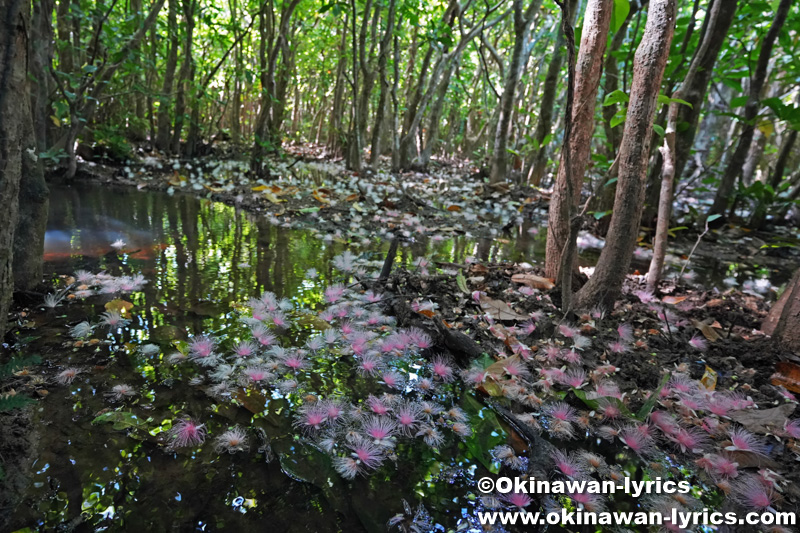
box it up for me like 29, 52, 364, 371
4, 184, 768, 531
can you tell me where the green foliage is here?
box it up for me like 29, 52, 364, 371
0, 395, 36, 412
94, 125, 133, 161
610, 0, 631, 34
0, 355, 42, 379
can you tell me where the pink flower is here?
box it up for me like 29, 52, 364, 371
544, 402, 576, 423
726, 428, 768, 455
650, 411, 680, 436
57, 367, 81, 385
502, 492, 533, 509
558, 323, 578, 338
168, 418, 207, 449
619, 428, 653, 456
293, 406, 327, 433
733, 475, 774, 511
243, 365, 273, 383
348, 436, 384, 469
783, 419, 800, 439
617, 323, 634, 342
233, 341, 258, 357
362, 416, 397, 444
503, 358, 530, 379
558, 368, 586, 389
598, 399, 622, 420
380, 371, 404, 389
431, 356, 454, 382
188, 335, 216, 358
688, 334, 707, 351
406, 327, 433, 350
367, 395, 392, 416
324, 284, 346, 303
669, 427, 708, 454
280, 352, 308, 372
551, 449, 585, 479
357, 353, 382, 376
608, 341, 629, 354
395, 402, 422, 436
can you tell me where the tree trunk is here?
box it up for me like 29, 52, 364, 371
30, 0, 54, 152
156, 0, 179, 152
488, 0, 541, 184
749, 128, 798, 229
764, 269, 800, 349
544, 0, 613, 280
575, 0, 677, 310
171, 0, 195, 155
647, 0, 725, 292
369, 0, 396, 169
529, 0, 577, 187
703, 0, 791, 225
0, 0, 28, 335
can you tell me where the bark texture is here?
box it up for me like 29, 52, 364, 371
764, 269, 800, 349
575, 0, 677, 310
0, 0, 28, 335
544, 0, 612, 279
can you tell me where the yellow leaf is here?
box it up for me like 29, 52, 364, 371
50, 115, 61, 127
251, 185, 269, 191
105, 299, 134, 314
757, 119, 774, 136
312, 189, 331, 204
263, 191, 285, 204
203, 184, 224, 192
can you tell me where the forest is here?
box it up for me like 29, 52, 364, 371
2, 0, 800, 530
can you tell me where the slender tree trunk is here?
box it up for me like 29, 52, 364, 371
171, 0, 195, 155
749, 128, 797, 229
155, 0, 179, 151
529, 0, 577, 186
544, 0, 613, 280
703, 0, 791, 225
390, 27, 401, 171
575, 0, 677, 310
370, 0, 396, 169
488, 0, 541, 184
647, 0, 725, 292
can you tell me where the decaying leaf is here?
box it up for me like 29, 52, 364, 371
730, 403, 795, 435
770, 361, 800, 393
662, 295, 687, 305
478, 295, 528, 321
691, 319, 721, 342
511, 273, 555, 290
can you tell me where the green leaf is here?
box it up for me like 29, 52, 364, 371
92, 410, 148, 431
610, 109, 627, 128
653, 124, 665, 137
461, 394, 507, 474
603, 89, 629, 107
636, 373, 670, 420
657, 94, 693, 108
456, 269, 468, 294
592, 210, 612, 220
730, 95, 749, 108
610, 0, 631, 34
707, 214, 722, 223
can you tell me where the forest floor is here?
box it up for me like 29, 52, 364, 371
4, 147, 799, 527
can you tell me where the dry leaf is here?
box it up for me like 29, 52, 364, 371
446, 205, 461, 211
511, 273, 555, 290
662, 295, 687, 305
478, 295, 528, 321
692, 320, 721, 342
312, 189, 331, 204
344, 193, 360, 202
730, 403, 795, 435
770, 361, 800, 393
